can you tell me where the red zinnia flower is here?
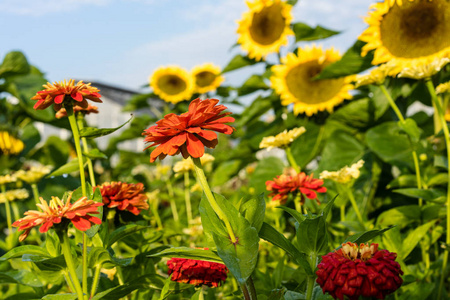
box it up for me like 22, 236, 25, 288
167, 257, 228, 287
31, 79, 102, 111
265, 172, 326, 205
316, 242, 403, 300
96, 182, 149, 215
55, 104, 99, 119
12, 195, 103, 242
143, 98, 234, 162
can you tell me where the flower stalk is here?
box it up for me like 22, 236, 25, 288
76, 114, 96, 187
192, 157, 237, 244
184, 172, 193, 225
1, 184, 13, 234
31, 183, 41, 210
90, 264, 102, 298
285, 146, 300, 173
59, 231, 84, 300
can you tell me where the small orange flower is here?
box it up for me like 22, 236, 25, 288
96, 182, 149, 215
316, 242, 403, 300
266, 172, 326, 205
143, 98, 234, 162
55, 104, 99, 119
167, 257, 228, 287
12, 195, 102, 242
31, 79, 102, 111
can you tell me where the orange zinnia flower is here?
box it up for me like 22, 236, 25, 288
31, 79, 102, 111
12, 195, 102, 242
96, 182, 149, 215
266, 172, 326, 205
55, 104, 99, 119
143, 98, 234, 162
167, 257, 228, 287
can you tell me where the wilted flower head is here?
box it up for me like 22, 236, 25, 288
12, 195, 103, 242
173, 154, 215, 174
266, 172, 327, 205
0, 131, 24, 156
167, 256, 228, 287
0, 174, 17, 185
15, 164, 52, 184
55, 104, 99, 119
143, 98, 234, 162
316, 242, 403, 300
96, 182, 149, 215
31, 79, 102, 111
0, 189, 29, 203
398, 57, 450, 80
259, 127, 306, 150
436, 81, 450, 95
320, 160, 365, 184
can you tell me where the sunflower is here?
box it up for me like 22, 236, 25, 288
271, 46, 354, 116
149, 66, 194, 104
237, 0, 294, 61
359, 0, 450, 67
191, 63, 224, 94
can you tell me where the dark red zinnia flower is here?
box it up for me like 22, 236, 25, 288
167, 257, 228, 287
142, 98, 235, 162
316, 242, 403, 300
265, 172, 326, 205
96, 182, 149, 215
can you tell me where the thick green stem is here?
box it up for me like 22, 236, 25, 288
306, 253, 317, 300
90, 264, 102, 298
411, 151, 423, 207
192, 157, 237, 244
31, 183, 41, 210
184, 172, 192, 224
165, 179, 179, 222
426, 80, 450, 300
285, 146, 300, 173
64, 271, 76, 294
344, 186, 365, 229
60, 232, 84, 300
1, 184, 12, 234
246, 277, 258, 300
77, 116, 96, 187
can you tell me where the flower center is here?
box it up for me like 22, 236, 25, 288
339, 242, 378, 261
195, 71, 216, 87
249, 3, 286, 45
157, 75, 187, 95
285, 60, 346, 104
379, 0, 450, 58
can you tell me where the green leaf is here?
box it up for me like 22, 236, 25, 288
258, 222, 312, 275
343, 226, 394, 246
122, 92, 154, 112
393, 188, 445, 202
277, 206, 305, 224
290, 123, 323, 169
293, 22, 339, 42
45, 231, 60, 257
296, 216, 328, 255
237, 95, 274, 127
387, 175, 417, 189
249, 156, 285, 192
434, 155, 448, 170
149, 247, 223, 263
85, 187, 103, 238
377, 205, 421, 228
239, 193, 266, 232
400, 220, 435, 260
159, 275, 173, 300
398, 118, 421, 143
47, 158, 86, 177
286, 0, 298, 5
88, 247, 132, 269
83, 148, 108, 159
211, 160, 241, 187
42, 294, 77, 300
315, 41, 374, 79
427, 173, 448, 187
190, 290, 203, 300
222, 54, 259, 73
0, 51, 30, 77
237, 75, 269, 96
0, 245, 50, 261
80, 116, 133, 139
107, 225, 151, 248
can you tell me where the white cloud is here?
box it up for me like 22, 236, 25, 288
0, 0, 108, 15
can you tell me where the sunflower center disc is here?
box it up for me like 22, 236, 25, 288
158, 75, 187, 95
195, 71, 216, 87
250, 3, 285, 45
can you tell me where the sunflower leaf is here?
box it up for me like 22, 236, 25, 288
293, 22, 340, 42
222, 54, 259, 73
79, 115, 133, 139
148, 247, 223, 263
0, 51, 30, 77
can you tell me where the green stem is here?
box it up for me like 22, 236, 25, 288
246, 277, 258, 300
77, 115, 96, 187
31, 183, 41, 210
165, 178, 179, 222
240, 282, 251, 300
379, 85, 405, 122
426, 80, 450, 300
1, 184, 12, 234
305, 253, 317, 300
184, 172, 192, 224
64, 271, 76, 294
192, 157, 237, 244
285, 146, 300, 173
344, 186, 365, 229
60, 232, 84, 300
90, 264, 102, 298
412, 151, 423, 207
340, 205, 345, 222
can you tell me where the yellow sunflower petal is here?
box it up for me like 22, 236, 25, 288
237, 0, 294, 61
191, 63, 224, 94
359, 0, 450, 70
270, 45, 354, 116
149, 66, 194, 104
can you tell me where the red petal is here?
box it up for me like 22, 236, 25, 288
186, 133, 205, 158
55, 94, 65, 104
71, 92, 83, 102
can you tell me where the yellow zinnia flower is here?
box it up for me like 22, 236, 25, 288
15, 165, 52, 184
359, 0, 450, 68
259, 127, 306, 150
0, 131, 24, 156
320, 160, 365, 184
149, 66, 194, 104
191, 63, 224, 94
237, 0, 294, 61
0, 174, 17, 185
271, 46, 354, 116
173, 154, 215, 174
437, 81, 450, 95
0, 189, 29, 203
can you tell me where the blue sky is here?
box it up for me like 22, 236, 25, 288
1, 0, 375, 91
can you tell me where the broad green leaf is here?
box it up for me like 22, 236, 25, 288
258, 222, 312, 275
42, 294, 77, 300
47, 158, 87, 177
387, 175, 417, 189
293, 22, 339, 42
80, 116, 132, 138
149, 247, 223, 263
277, 206, 305, 224
222, 54, 259, 73
398, 118, 421, 144
211, 160, 241, 187
400, 220, 435, 260
0, 245, 50, 261
25, 255, 67, 271
343, 226, 394, 246
238, 75, 269, 96
315, 41, 374, 80
393, 188, 445, 203
377, 206, 421, 228
122, 92, 154, 112
83, 148, 108, 159
237, 95, 274, 127
107, 225, 151, 248
45, 231, 60, 257
85, 187, 103, 238
287, 0, 298, 5
249, 156, 285, 193
32, 135, 70, 168
0, 51, 30, 77
296, 216, 328, 255
382, 226, 403, 255
434, 155, 448, 170
426, 173, 448, 187
190, 289, 204, 300
290, 123, 323, 169
239, 193, 266, 232
159, 275, 173, 300
3, 270, 44, 288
